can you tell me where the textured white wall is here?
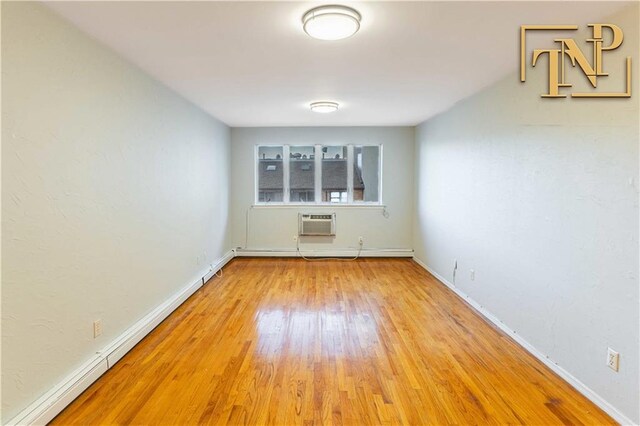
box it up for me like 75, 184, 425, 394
229, 127, 414, 251
413, 5, 639, 422
1, 3, 231, 421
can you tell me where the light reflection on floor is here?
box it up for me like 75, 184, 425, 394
254, 307, 380, 358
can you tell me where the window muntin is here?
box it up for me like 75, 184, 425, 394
256, 144, 381, 205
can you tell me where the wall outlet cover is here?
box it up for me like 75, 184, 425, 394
93, 320, 103, 338
607, 348, 619, 372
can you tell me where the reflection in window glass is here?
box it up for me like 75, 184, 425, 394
321, 146, 348, 203
289, 146, 315, 202
354, 146, 380, 202
257, 146, 283, 203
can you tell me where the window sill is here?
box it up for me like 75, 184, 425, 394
251, 203, 386, 209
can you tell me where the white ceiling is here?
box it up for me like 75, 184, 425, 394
46, 1, 628, 127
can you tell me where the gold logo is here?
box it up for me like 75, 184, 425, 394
520, 24, 632, 98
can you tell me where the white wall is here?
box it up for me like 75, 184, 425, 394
1, 3, 231, 422
230, 127, 414, 252
413, 5, 639, 423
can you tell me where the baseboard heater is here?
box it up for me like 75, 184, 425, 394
298, 213, 336, 236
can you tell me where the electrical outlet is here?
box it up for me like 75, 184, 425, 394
93, 320, 102, 338
293, 235, 298, 242
470, 269, 475, 281
607, 348, 619, 372
358, 236, 364, 245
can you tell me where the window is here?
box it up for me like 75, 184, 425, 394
321, 146, 348, 203
256, 144, 382, 205
289, 146, 315, 202
354, 145, 380, 203
257, 146, 283, 203
330, 191, 348, 203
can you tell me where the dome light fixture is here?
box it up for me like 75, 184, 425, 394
310, 101, 339, 113
302, 5, 361, 41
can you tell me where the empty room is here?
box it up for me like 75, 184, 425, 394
1, 1, 639, 425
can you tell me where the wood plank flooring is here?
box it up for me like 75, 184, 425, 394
51, 258, 614, 425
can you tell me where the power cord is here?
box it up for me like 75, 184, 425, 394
207, 263, 223, 279
296, 237, 363, 261
214, 266, 223, 278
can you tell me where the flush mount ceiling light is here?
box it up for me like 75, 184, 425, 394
302, 5, 361, 41
310, 101, 339, 113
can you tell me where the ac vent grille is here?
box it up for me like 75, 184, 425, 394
298, 213, 336, 236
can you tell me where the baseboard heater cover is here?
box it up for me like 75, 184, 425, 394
411, 256, 636, 426
6, 249, 236, 426
235, 248, 414, 258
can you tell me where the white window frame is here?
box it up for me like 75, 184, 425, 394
255, 143, 383, 206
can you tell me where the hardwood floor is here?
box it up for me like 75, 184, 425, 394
51, 258, 614, 425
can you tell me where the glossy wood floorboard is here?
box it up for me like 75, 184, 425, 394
51, 258, 614, 425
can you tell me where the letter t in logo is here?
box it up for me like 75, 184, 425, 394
532, 48, 567, 97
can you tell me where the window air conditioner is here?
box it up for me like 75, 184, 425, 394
298, 213, 336, 236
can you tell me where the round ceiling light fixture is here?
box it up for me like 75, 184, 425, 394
302, 5, 361, 41
310, 101, 339, 113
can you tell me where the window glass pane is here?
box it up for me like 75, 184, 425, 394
322, 146, 348, 203
257, 146, 283, 203
354, 146, 380, 203
289, 146, 315, 202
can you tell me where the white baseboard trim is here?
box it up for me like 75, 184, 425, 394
5, 356, 108, 426
412, 256, 636, 426
234, 248, 414, 258
102, 276, 204, 368
203, 249, 235, 283
6, 249, 236, 426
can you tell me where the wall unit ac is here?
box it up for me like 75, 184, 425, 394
298, 213, 336, 236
